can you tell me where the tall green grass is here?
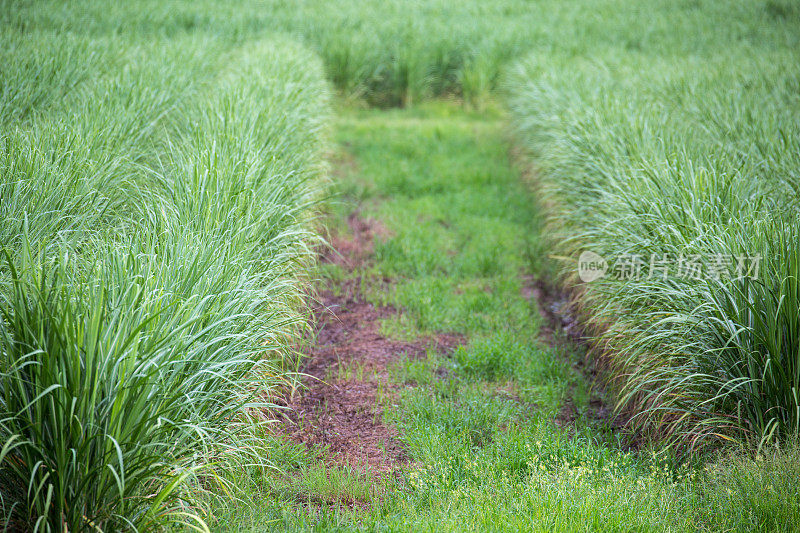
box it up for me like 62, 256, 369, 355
0, 24, 328, 531
507, 1, 800, 449
2, 0, 528, 105
19, 0, 797, 107
5, 0, 800, 109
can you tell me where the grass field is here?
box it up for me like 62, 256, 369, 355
211, 103, 800, 532
9, 0, 797, 107
2, 0, 799, 530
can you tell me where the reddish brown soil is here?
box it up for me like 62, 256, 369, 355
323, 211, 391, 268
277, 214, 463, 476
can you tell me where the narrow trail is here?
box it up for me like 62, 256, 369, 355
280, 214, 464, 476
267, 102, 625, 524
231, 102, 795, 533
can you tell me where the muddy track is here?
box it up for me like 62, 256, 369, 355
277, 205, 628, 478
277, 213, 463, 476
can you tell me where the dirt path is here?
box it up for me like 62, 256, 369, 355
270, 104, 621, 513
220, 103, 772, 533
278, 214, 463, 476
277, 221, 618, 483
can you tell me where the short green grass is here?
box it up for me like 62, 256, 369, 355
213, 102, 800, 532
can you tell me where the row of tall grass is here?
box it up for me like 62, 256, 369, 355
507, 0, 800, 450
2, 0, 534, 106
14, 0, 799, 107
0, 22, 328, 531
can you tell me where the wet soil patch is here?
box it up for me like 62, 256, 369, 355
277, 214, 464, 478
